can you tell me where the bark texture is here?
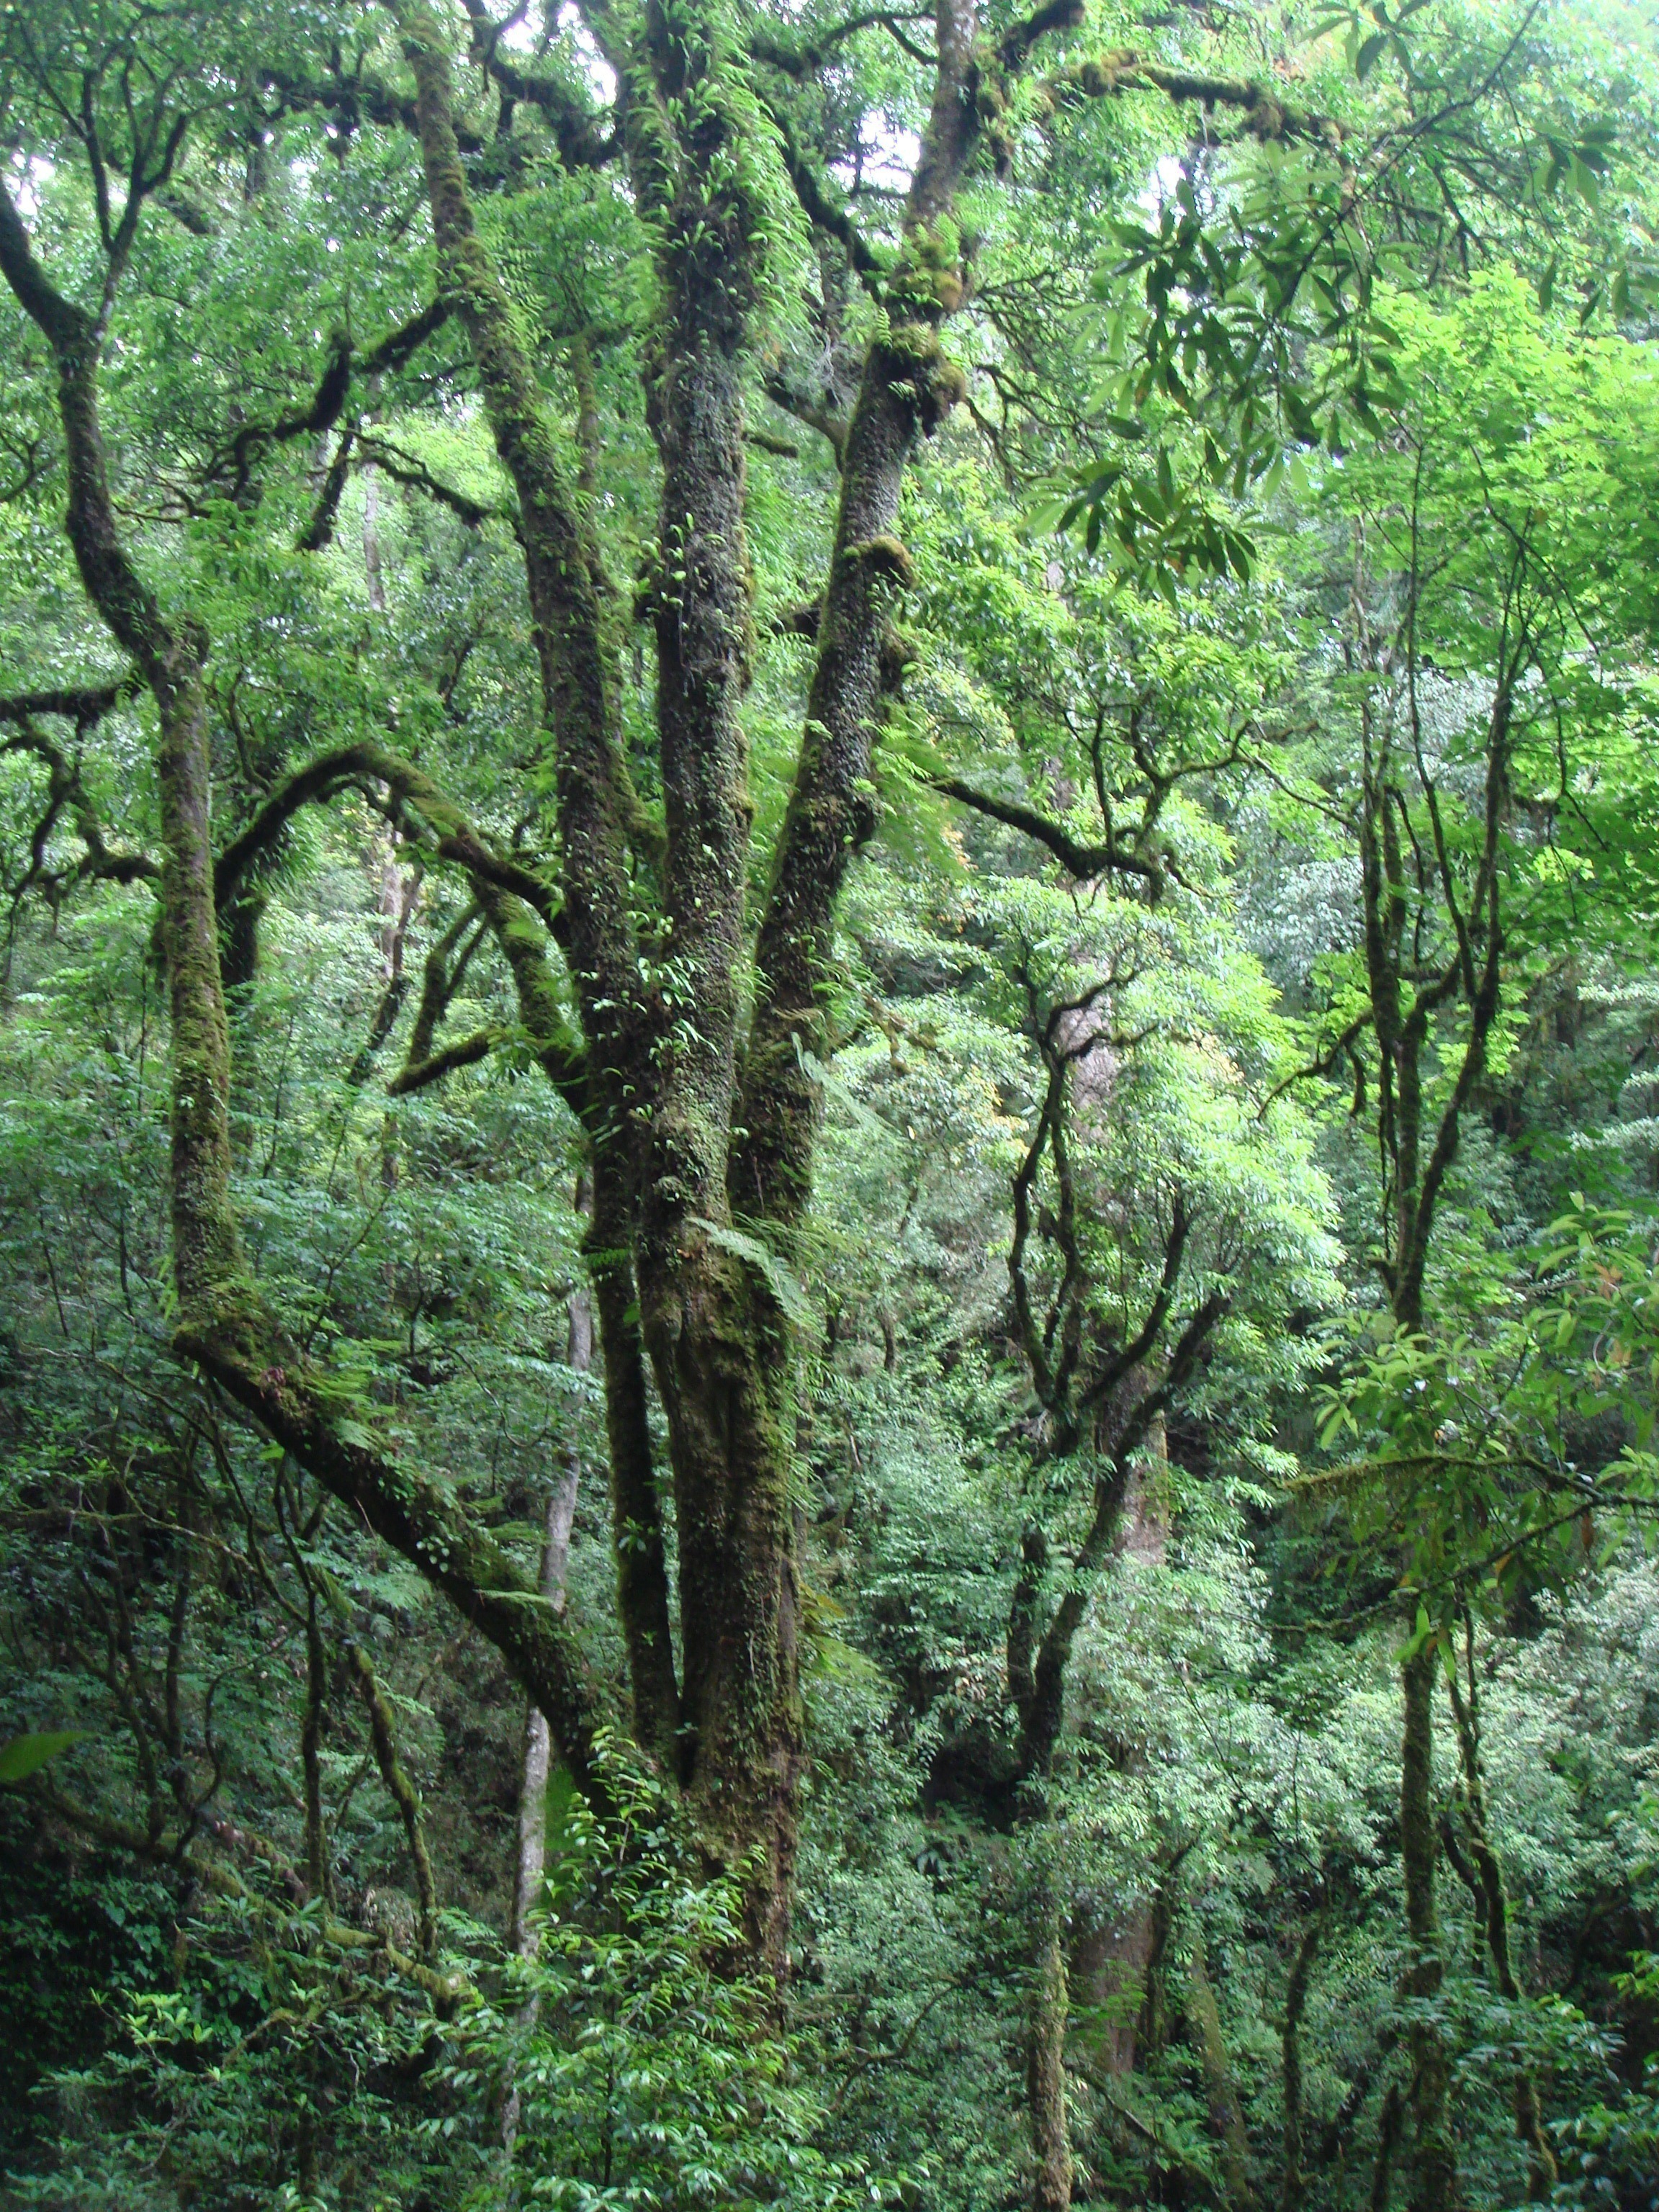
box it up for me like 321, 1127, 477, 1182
1028, 1922, 1074, 2212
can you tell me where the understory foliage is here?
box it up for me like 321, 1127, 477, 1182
4, 0, 1659, 2207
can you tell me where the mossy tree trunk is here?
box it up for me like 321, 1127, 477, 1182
1, 0, 1123, 1985
1028, 1910, 1074, 2212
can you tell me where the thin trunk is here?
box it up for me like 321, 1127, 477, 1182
501, 1308, 583, 2149
1446, 1635, 1555, 2199
1281, 1917, 1321, 2212
351, 1644, 439, 1956
1186, 1932, 1261, 2210
1400, 1649, 1456, 2212
362, 462, 386, 611
302, 1590, 328, 1905
509, 1300, 585, 1955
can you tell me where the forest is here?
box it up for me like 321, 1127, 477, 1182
2, 0, 1658, 2204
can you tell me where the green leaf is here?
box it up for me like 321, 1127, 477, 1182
0, 1730, 86, 1785
691, 1218, 814, 1328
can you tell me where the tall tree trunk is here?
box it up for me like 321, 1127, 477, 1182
1068, 1416, 1171, 2077
1400, 1649, 1457, 2212
1281, 1915, 1321, 2212
501, 1288, 585, 2147
657, 1270, 804, 1970
1028, 1915, 1074, 2212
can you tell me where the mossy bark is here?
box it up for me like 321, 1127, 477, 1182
648, 1249, 804, 1966
353, 1645, 439, 1957
1028, 1919, 1074, 2212
733, 5, 981, 1226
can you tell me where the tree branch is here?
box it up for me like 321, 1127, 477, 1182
936, 775, 1162, 891
459, 0, 619, 168
1058, 50, 1344, 146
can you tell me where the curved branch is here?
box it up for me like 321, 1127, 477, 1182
387, 1025, 501, 1095
213, 741, 562, 924
1056, 50, 1344, 147
935, 775, 1162, 890
750, 9, 936, 77
1257, 1009, 1372, 1120
356, 436, 497, 529
1, 722, 159, 887
768, 102, 889, 285
221, 300, 451, 498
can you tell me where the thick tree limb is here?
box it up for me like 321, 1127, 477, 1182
262, 66, 487, 155
736, 0, 1093, 1228
0, 676, 137, 727
399, 0, 642, 1122
734, 0, 987, 1227
386, 1025, 501, 1094
1058, 50, 1344, 146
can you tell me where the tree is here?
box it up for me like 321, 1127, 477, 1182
0, 0, 1424, 1972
